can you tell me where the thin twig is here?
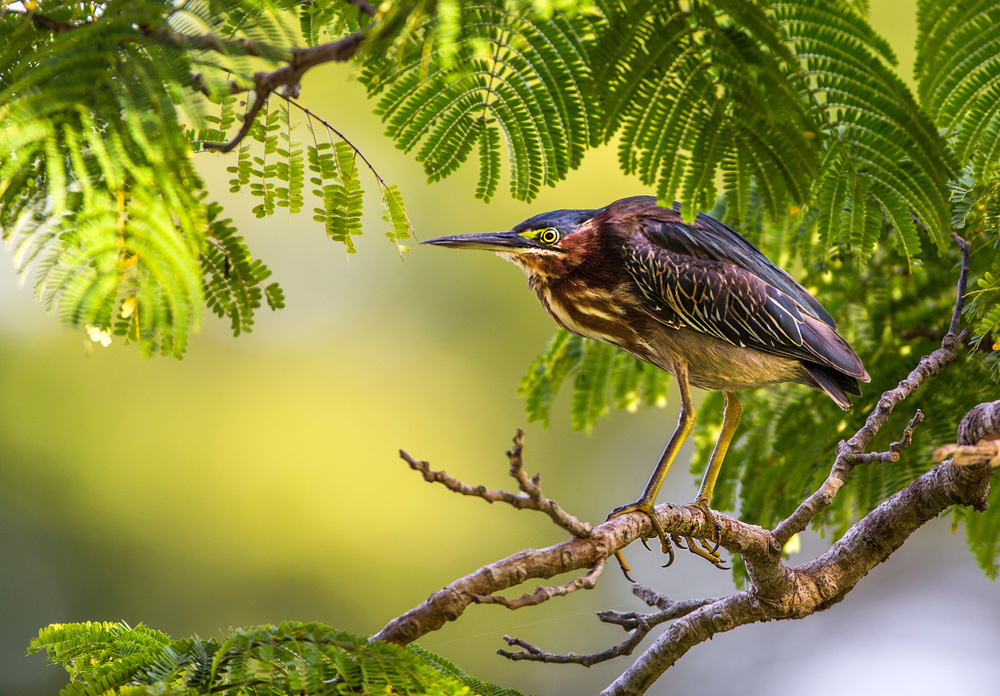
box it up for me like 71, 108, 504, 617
498, 587, 718, 667
279, 96, 418, 243
949, 232, 972, 336
400, 430, 593, 539
199, 32, 367, 153
843, 410, 923, 465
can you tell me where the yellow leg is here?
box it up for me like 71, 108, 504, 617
610, 362, 696, 577
694, 390, 742, 507
682, 390, 742, 565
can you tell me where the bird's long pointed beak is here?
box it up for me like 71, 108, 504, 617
422, 230, 528, 251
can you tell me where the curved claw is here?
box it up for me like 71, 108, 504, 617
683, 539, 727, 567
614, 551, 636, 583
679, 500, 728, 568
661, 542, 675, 568
607, 502, 675, 574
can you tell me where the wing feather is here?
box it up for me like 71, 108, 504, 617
622, 217, 868, 380
606, 196, 837, 328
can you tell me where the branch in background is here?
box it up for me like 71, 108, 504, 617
949, 233, 972, 336
499, 585, 718, 667
344, 0, 378, 16
6, 7, 90, 33
899, 324, 947, 342
199, 32, 367, 153
9, 4, 373, 155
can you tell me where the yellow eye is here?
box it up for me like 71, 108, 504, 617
539, 228, 560, 245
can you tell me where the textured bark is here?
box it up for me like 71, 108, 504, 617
604, 454, 994, 695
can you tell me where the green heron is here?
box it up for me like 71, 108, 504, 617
425, 196, 869, 570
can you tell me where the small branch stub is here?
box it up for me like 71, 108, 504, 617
934, 400, 1000, 467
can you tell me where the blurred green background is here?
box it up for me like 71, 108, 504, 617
4, 2, 1000, 694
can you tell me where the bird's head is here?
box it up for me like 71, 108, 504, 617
423, 207, 600, 281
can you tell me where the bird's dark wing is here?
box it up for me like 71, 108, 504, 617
688, 212, 838, 328
608, 196, 837, 328
623, 227, 868, 379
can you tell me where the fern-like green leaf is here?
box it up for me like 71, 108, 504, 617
570, 339, 615, 433
360, 2, 596, 202
30, 621, 528, 696
917, 0, 1000, 170
518, 329, 584, 426
200, 202, 284, 337
380, 183, 411, 252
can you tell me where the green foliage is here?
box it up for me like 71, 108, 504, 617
1, 1, 210, 357
201, 203, 285, 336
407, 645, 529, 696
360, 1, 597, 202
29, 621, 529, 696
599, 0, 950, 261
364, 0, 952, 264
916, 0, 1000, 172
1, 0, 410, 354
518, 330, 670, 432
0, 0, 974, 353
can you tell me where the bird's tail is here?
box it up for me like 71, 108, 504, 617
802, 362, 861, 411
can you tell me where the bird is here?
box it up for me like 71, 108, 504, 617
424, 195, 869, 572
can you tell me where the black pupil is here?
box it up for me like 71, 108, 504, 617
542, 229, 557, 243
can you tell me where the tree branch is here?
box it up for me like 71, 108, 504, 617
371, 472, 766, 645
400, 429, 593, 539
772, 233, 972, 547
472, 558, 605, 610
497, 585, 719, 667
10, 3, 374, 153
5, 7, 90, 33
603, 449, 995, 695
199, 32, 367, 153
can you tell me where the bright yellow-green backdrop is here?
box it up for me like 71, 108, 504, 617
5, 3, 1000, 695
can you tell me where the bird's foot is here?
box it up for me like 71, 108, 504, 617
675, 499, 728, 569
607, 501, 675, 580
